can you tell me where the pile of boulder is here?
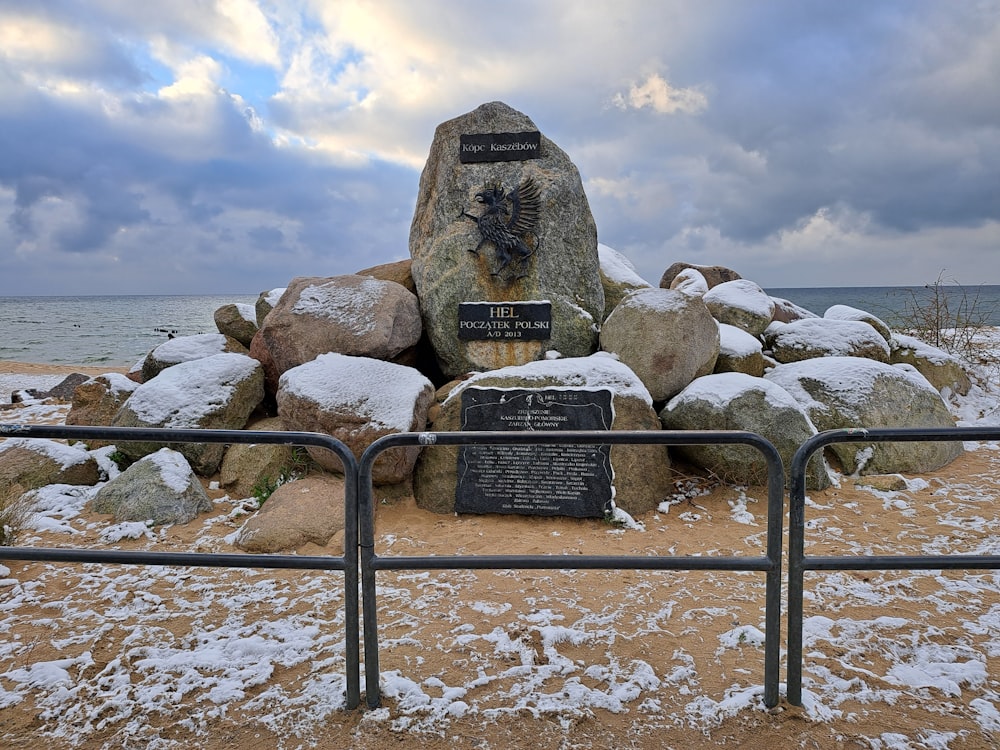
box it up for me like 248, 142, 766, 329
0, 101, 972, 552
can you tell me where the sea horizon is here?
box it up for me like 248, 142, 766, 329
2, 285, 999, 368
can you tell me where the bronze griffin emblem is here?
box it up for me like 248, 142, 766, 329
461, 176, 541, 284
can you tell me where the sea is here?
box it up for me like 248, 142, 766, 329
1, 286, 999, 367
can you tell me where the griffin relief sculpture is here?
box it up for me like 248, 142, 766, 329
461, 176, 541, 284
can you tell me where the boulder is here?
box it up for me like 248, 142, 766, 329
599, 288, 719, 402
66, 373, 140, 447
767, 318, 891, 364
703, 279, 775, 337
764, 357, 962, 475
214, 303, 259, 347
91, 448, 212, 525
659, 262, 741, 290
598, 244, 652, 320
276, 353, 435, 485
0, 438, 101, 488
112, 353, 265, 475
669, 268, 710, 297
890, 333, 972, 396
255, 287, 287, 327
824, 304, 892, 342
409, 101, 603, 378
253, 275, 422, 394
218, 417, 298, 500
356, 259, 417, 294
413, 354, 672, 516
660, 373, 829, 489
715, 323, 765, 377
141, 333, 249, 381
770, 297, 819, 324
234, 474, 345, 553
11, 373, 90, 403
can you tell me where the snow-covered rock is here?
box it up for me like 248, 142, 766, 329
598, 243, 652, 320
703, 279, 776, 336
415, 354, 672, 516
66, 373, 140, 447
141, 332, 249, 381
765, 357, 962, 475
276, 353, 435, 485
113, 352, 265, 475
660, 372, 829, 489
767, 318, 891, 364
659, 262, 741, 290
824, 304, 892, 342
714, 323, 765, 377
600, 287, 719, 401
668, 267, 710, 297
890, 333, 972, 396
214, 303, 259, 347
91, 448, 211, 525
0, 438, 101, 489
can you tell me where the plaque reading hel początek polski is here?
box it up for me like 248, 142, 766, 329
455, 387, 614, 517
458, 301, 551, 341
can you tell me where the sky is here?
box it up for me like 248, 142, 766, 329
0, 0, 998, 296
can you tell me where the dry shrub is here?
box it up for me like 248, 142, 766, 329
0, 482, 32, 546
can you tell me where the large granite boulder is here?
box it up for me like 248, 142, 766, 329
767, 318, 891, 364
0, 438, 101, 488
255, 287, 287, 327
409, 101, 603, 378
703, 279, 775, 337
598, 244, 652, 320
234, 474, 345, 554
253, 274, 422, 394
11, 373, 90, 403
765, 357, 962, 475
824, 304, 893, 343
112, 353, 265, 475
65, 373, 140, 447
715, 323, 765, 377
276, 353, 435, 485
668, 267, 710, 297
890, 334, 972, 396
356, 259, 417, 294
660, 373, 829, 489
659, 262, 741, 290
214, 303, 259, 348
599, 288, 719, 402
141, 333, 249, 382
413, 354, 672, 516
218, 417, 297, 500
770, 297, 820, 324
91, 448, 212, 525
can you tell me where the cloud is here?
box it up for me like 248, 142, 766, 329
611, 72, 708, 115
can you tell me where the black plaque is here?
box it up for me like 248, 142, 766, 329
459, 131, 542, 163
456, 387, 615, 517
458, 301, 551, 341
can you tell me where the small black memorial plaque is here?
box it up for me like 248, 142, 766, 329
459, 131, 542, 163
458, 301, 552, 341
455, 387, 614, 517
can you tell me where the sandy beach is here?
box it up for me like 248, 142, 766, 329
0, 361, 130, 378
2, 358, 1000, 748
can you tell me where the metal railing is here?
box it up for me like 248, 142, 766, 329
0, 423, 362, 710
786, 426, 1000, 707
358, 429, 786, 710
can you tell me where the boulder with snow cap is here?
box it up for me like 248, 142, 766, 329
234, 474, 346, 553
770, 296, 819, 324
255, 287, 286, 327
660, 373, 829, 489
409, 101, 603, 379
141, 332, 249, 381
659, 262, 741, 290
714, 323, 765, 377
253, 275, 422, 394
112, 352, 265, 475
91, 448, 212, 525
824, 304, 893, 342
767, 318, 891, 364
890, 334, 971, 396
413, 354, 672, 516
765, 356, 962, 475
669, 267, 710, 297
0, 438, 101, 488
65, 373, 140, 447
703, 279, 775, 337
214, 303, 259, 347
600, 287, 719, 402
599, 244, 652, 320
276, 353, 435, 485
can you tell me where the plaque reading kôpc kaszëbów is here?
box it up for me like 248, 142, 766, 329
459, 131, 542, 163
458, 301, 551, 341
455, 387, 614, 518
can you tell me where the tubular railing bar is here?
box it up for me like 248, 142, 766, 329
0, 423, 363, 710
359, 429, 785, 710
786, 426, 1000, 708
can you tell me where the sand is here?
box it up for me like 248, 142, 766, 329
1, 362, 999, 749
